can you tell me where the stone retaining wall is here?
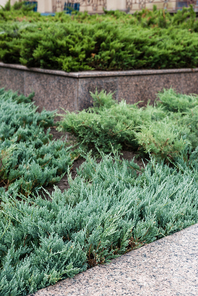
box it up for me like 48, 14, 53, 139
1, 62, 198, 113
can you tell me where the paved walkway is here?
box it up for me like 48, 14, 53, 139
32, 224, 198, 296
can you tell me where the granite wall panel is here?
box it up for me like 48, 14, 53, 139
1, 64, 198, 112
77, 77, 118, 110
181, 72, 198, 95
118, 73, 184, 106
0, 68, 24, 94
24, 72, 78, 113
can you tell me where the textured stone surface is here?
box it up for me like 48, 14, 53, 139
31, 224, 198, 296
24, 72, 78, 112
78, 77, 118, 110
181, 72, 198, 96
1, 63, 198, 112
118, 73, 184, 106
1, 62, 198, 78
0, 67, 24, 94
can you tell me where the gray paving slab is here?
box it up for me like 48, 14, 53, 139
32, 224, 198, 296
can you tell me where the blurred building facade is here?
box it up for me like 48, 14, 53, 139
1, 0, 198, 13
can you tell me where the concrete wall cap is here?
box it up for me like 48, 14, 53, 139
1, 62, 198, 78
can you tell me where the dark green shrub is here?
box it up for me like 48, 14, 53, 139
1, 6, 198, 71
0, 0, 11, 11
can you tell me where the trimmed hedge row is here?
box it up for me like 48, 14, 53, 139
0, 5, 198, 71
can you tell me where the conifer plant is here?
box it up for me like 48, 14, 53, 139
1, 4, 198, 71
59, 89, 198, 161
1, 153, 198, 295
1, 88, 198, 295
0, 89, 72, 195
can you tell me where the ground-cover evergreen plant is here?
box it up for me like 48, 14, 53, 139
0, 89, 72, 195
1, 3, 198, 71
1, 86, 198, 295
58, 89, 198, 161
1, 153, 198, 295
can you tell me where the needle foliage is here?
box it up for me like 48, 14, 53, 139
59, 89, 198, 161
0, 89, 72, 195
1, 4, 198, 71
1, 153, 198, 295
1, 88, 198, 295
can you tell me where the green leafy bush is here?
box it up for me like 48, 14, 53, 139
0, 0, 35, 12
0, 89, 72, 195
1, 5, 198, 71
157, 88, 198, 112
1, 153, 198, 295
59, 89, 198, 160
157, 89, 198, 149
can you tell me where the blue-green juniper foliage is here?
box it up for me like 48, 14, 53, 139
1, 89, 198, 295
1, 153, 198, 295
0, 88, 72, 195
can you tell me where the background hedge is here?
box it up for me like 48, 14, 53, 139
0, 4, 198, 71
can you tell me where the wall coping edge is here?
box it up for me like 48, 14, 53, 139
1, 62, 198, 78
